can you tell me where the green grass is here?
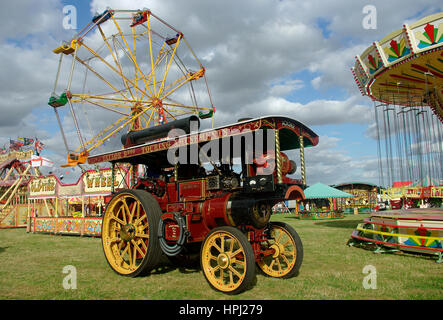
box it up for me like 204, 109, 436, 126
0, 214, 442, 300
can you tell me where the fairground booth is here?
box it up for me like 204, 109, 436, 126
380, 177, 443, 209
0, 150, 38, 229
27, 167, 129, 236
332, 182, 378, 214
297, 183, 354, 219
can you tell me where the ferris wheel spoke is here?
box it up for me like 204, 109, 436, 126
158, 34, 182, 96
80, 42, 152, 102
112, 36, 147, 97
111, 38, 137, 102
73, 103, 148, 154
86, 85, 138, 101
79, 119, 133, 153
160, 107, 177, 122
144, 43, 169, 93
163, 101, 211, 112
139, 113, 152, 128
110, 15, 154, 100
74, 55, 132, 102
97, 25, 135, 101
132, 27, 139, 101
159, 68, 205, 101
161, 107, 198, 117
158, 74, 188, 99
79, 105, 155, 153
71, 97, 131, 116
72, 94, 152, 107
145, 108, 156, 128
80, 114, 133, 150
146, 15, 158, 97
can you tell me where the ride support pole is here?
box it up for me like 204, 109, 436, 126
275, 129, 282, 184
111, 162, 115, 193
299, 134, 306, 185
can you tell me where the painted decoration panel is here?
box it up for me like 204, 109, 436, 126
380, 30, 412, 64
411, 18, 443, 50
31, 217, 103, 237
360, 45, 384, 76
34, 218, 57, 233
83, 218, 102, 236
57, 218, 83, 234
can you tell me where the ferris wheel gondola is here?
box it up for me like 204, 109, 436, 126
49, 8, 215, 168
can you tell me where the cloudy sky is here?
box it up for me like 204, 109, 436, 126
0, 0, 442, 185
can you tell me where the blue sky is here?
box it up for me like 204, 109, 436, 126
0, 0, 442, 184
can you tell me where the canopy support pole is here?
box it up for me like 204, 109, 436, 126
299, 134, 306, 186
275, 129, 282, 184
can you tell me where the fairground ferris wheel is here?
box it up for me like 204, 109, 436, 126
49, 8, 215, 167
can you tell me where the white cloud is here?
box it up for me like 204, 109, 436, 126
284, 135, 380, 185
0, 0, 63, 40
237, 94, 373, 126
269, 79, 304, 97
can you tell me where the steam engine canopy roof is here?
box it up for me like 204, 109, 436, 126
87, 115, 319, 166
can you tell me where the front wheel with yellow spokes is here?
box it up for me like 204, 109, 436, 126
101, 189, 162, 277
257, 222, 303, 278
200, 227, 256, 295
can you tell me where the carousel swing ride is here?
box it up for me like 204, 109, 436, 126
350, 12, 443, 262
352, 12, 443, 191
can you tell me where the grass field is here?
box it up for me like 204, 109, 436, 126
0, 214, 441, 300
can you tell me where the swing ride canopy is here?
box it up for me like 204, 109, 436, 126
49, 8, 215, 167
351, 12, 443, 123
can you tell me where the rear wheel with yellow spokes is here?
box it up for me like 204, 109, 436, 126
200, 226, 256, 294
257, 222, 303, 278
101, 189, 162, 277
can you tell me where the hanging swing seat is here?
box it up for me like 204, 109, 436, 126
198, 109, 214, 119
92, 9, 114, 25
187, 68, 205, 81
61, 151, 89, 167
53, 40, 78, 55
130, 11, 148, 28
48, 92, 68, 108
166, 34, 181, 45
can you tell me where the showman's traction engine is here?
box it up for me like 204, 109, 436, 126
89, 115, 318, 294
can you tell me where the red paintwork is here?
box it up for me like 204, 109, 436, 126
132, 154, 301, 261
94, 116, 318, 260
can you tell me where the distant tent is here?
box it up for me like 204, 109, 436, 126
304, 182, 354, 199
392, 181, 412, 188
